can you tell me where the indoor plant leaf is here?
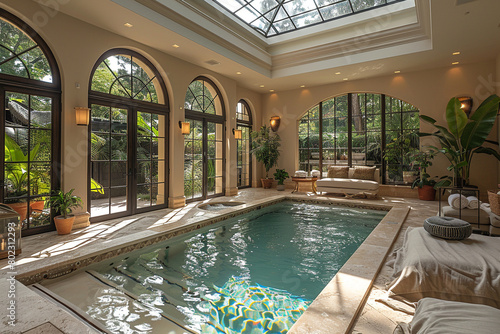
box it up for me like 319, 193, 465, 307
445, 98, 468, 139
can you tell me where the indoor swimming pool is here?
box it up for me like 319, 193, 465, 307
40, 201, 386, 333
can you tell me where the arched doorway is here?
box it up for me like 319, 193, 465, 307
183, 77, 225, 202
88, 49, 169, 221
0, 9, 61, 236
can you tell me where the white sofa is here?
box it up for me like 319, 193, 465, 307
316, 167, 380, 195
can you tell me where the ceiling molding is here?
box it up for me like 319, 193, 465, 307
272, 22, 430, 71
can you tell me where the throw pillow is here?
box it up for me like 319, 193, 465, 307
327, 166, 349, 178
424, 216, 472, 240
352, 166, 376, 180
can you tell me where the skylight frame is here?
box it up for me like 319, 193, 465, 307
211, 0, 408, 37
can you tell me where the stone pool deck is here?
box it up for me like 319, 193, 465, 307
0, 188, 439, 333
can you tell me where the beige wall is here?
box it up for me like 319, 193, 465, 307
0, 1, 263, 209
262, 61, 499, 199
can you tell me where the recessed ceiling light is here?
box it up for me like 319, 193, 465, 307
124, 23, 133, 28
172, 44, 180, 48
335, 72, 341, 75
300, 85, 305, 88
259, 85, 265, 88
269, 89, 275, 92
236, 71, 242, 75
343, 78, 348, 81
394, 70, 401, 74
452, 51, 461, 55
452, 61, 460, 65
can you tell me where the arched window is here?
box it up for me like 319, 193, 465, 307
184, 77, 225, 201
236, 100, 252, 188
89, 49, 168, 221
0, 9, 61, 236
298, 93, 419, 184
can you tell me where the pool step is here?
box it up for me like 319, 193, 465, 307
40, 270, 196, 334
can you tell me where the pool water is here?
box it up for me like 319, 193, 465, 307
44, 202, 386, 333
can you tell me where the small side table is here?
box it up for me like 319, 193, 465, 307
291, 177, 318, 194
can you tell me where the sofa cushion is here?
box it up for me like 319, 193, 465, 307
327, 166, 349, 178
316, 177, 379, 191
352, 166, 376, 181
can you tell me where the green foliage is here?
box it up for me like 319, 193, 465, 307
410, 148, 437, 189
251, 126, 281, 178
49, 189, 83, 219
419, 94, 500, 187
273, 169, 289, 185
383, 133, 419, 171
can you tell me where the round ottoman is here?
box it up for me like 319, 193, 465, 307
424, 216, 472, 240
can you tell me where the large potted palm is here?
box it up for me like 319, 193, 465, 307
251, 125, 281, 188
420, 94, 500, 188
49, 189, 83, 235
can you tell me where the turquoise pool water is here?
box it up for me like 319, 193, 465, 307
54, 202, 385, 333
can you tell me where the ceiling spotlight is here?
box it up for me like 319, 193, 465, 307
452, 51, 460, 55
300, 85, 305, 88
343, 78, 348, 81
335, 72, 341, 75
124, 23, 133, 28
269, 89, 275, 92
259, 85, 265, 88
452, 61, 460, 65
172, 44, 180, 48
236, 71, 242, 75
394, 70, 401, 74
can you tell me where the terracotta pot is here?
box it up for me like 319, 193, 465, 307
6, 202, 28, 222
30, 200, 45, 213
261, 178, 273, 189
418, 185, 436, 201
54, 215, 75, 235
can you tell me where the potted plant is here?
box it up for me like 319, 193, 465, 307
420, 94, 500, 187
273, 169, 289, 191
3, 135, 42, 221
251, 125, 281, 188
383, 133, 418, 183
49, 189, 83, 235
410, 148, 437, 200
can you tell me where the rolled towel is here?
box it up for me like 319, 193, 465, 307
448, 193, 468, 210
467, 196, 479, 209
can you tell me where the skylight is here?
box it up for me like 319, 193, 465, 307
212, 0, 406, 37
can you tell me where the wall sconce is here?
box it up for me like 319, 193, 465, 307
457, 96, 473, 117
75, 107, 90, 126
232, 128, 242, 139
179, 121, 190, 135
270, 116, 280, 132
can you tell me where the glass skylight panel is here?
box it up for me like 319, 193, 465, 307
320, 2, 353, 20
211, 0, 406, 37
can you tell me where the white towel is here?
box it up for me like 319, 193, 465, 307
467, 196, 480, 209
448, 193, 468, 209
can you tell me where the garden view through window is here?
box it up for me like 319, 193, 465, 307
298, 93, 419, 184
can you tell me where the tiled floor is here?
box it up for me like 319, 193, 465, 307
0, 188, 440, 333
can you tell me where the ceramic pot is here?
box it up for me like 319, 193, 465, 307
6, 202, 28, 222
277, 184, 285, 191
54, 215, 75, 235
418, 185, 436, 201
261, 178, 273, 189
30, 200, 45, 213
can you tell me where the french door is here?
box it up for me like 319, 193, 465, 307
1, 87, 60, 236
89, 102, 167, 221
184, 117, 224, 202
